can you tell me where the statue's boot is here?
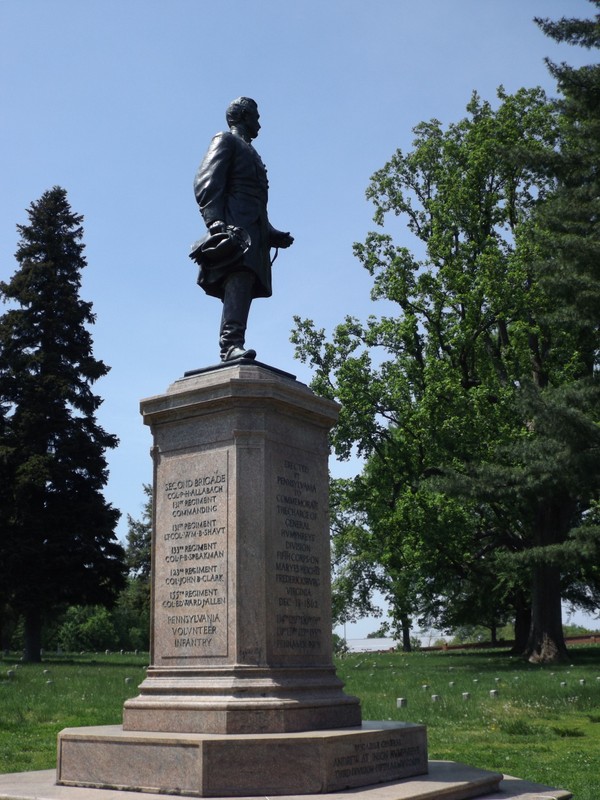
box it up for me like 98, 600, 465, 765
219, 271, 257, 361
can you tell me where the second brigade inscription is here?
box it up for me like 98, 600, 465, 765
153, 450, 229, 661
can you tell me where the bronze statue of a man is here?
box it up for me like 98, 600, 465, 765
192, 97, 293, 362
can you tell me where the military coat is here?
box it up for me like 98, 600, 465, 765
194, 130, 273, 299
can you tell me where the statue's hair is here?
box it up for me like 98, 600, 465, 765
226, 97, 258, 127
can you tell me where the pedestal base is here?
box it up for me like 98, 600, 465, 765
123, 665, 361, 734
0, 762, 573, 800
57, 722, 428, 797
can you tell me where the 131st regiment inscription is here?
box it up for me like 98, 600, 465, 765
154, 451, 229, 661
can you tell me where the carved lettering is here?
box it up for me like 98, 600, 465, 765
155, 452, 229, 660
272, 455, 324, 654
332, 739, 425, 781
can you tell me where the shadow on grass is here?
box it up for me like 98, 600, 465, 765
338, 645, 600, 681
423, 644, 600, 671
1, 653, 149, 669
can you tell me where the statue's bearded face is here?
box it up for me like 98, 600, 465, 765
243, 105, 261, 140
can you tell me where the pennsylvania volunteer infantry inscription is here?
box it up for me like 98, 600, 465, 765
154, 451, 229, 660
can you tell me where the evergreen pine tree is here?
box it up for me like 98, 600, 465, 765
0, 187, 125, 662
511, 1, 600, 662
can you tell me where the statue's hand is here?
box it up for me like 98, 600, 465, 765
208, 220, 227, 233
270, 229, 294, 249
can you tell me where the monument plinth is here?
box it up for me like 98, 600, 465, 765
123, 362, 361, 735
56, 363, 433, 796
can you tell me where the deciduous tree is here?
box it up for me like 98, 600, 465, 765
126, 483, 152, 580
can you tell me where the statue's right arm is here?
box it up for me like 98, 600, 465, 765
194, 133, 234, 228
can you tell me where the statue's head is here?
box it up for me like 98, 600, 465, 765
226, 97, 260, 140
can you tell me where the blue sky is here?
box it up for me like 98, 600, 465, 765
1, 1, 596, 635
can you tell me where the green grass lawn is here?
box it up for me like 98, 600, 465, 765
1, 646, 599, 798
337, 645, 600, 800
0, 652, 149, 775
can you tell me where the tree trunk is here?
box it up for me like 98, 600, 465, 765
23, 608, 42, 663
525, 561, 568, 663
0, 604, 15, 653
512, 599, 531, 654
524, 499, 570, 664
489, 621, 498, 646
401, 616, 412, 652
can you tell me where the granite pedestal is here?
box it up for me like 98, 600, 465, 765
124, 362, 362, 735
56, 364, 432, 796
